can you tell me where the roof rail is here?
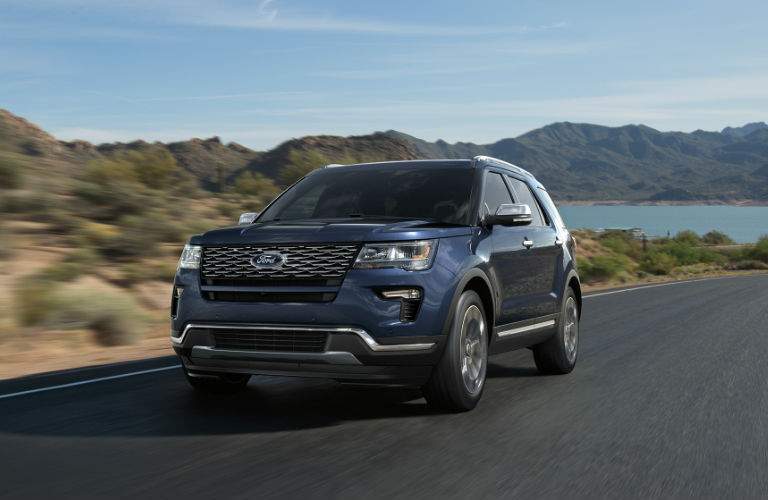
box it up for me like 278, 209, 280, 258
472, 155, 534, 178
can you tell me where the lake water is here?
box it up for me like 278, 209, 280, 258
558, 205, 768, 243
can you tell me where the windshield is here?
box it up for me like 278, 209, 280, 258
259, 164, 475, 225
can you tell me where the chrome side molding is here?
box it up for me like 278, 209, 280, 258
496, 319, 556, 338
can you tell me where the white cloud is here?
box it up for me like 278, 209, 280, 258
49, 72, 768, 148
0, 0, 569, 37
127, 91, 313, 103
310, 65, 502, 80
182, 8, 565, 36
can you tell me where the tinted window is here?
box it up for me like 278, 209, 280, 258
482, 172, 513, 218
537, 189, 566, 231
506, 177, 545, 226
259, 165, 475, 225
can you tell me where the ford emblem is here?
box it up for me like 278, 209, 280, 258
251, 252, 286, 269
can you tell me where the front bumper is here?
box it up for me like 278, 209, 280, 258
173, 323, 443, 385
170, 244, 464, 385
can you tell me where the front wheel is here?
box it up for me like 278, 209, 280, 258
422, 290, 488, 412
533, 287, 579, 374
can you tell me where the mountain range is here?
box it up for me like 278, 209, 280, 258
2, 109, 767, 202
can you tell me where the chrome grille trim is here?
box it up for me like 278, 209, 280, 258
201, 244, 359, 281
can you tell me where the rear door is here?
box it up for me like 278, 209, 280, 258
504, 176, 561, 317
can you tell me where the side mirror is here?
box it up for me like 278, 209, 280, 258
485, 203, 532, 226
238, 212, 259, 225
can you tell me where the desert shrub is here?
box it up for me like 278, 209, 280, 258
81, 157, 138, 185
14, 248, 100, 326
728, 260, 768, 271
640, 251, 677, 275
47, 208, 81, 235
15, 278, 145, 345
0, 156, 23, 189
600, 232, 642, 260
79, 220, 120, 248
673, 230, 702, 245
578, 254, 632, 282
49, 287, 144, 346
0, 190, 56, 217
121, 259, 177, 284
232, 171, 279, 198
73, 178, 152, 222
744, 236, 768, 263
123, 149, 179, 190
95, 213, 164, 260
215, 194, 271, 223
15, 275, 60, 326
216, 198, 241, 218
655, 239, 724, 266
278, 150, 328, 186
701, 230, 734, 245
0, 224, 12, 259
37, 260, 87, 283
74, 154, 181, 223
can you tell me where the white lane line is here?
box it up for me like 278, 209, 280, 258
0, 364, 181, 401
583, 275, 758, 299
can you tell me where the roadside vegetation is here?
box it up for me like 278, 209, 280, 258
574, 229, 768, 285
1, 126, 767, 377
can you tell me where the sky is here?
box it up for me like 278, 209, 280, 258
1, 0, 767, 149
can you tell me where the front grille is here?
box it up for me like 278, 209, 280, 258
212, 328, 328, 352
201, 244, 359, 283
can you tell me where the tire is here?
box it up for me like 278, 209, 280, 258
184, 368, 251, 394
422, 290, 488, 412
533, 287, 579, 374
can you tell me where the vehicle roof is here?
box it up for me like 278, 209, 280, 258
325, 159, 473, 169
324, 156, 541, 187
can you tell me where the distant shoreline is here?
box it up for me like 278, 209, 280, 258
558, 200, 768, 207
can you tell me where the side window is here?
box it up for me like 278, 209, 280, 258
506, 177, 545, 227
482, 172, 513, 218
537, 188, 566, 231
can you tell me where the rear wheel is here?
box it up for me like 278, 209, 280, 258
533, 287, 579, 374
184, 368, 251, 394
422, 290, 488, 412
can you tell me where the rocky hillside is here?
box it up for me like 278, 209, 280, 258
386, 122, 768, 201
2, 108, 767, 201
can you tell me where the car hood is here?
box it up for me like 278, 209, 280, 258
190, 218, 472, 246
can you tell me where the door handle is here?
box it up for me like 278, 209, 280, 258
523, 238, 534, 249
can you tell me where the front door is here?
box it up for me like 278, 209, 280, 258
505, 175, 561, 318
482, 171, 545, 325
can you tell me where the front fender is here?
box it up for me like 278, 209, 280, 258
441, 267, 495, 336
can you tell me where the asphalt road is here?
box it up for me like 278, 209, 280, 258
2, 275, 768, 499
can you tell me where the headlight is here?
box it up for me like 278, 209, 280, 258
178, 244, 202, 269
353, 240, 437, 271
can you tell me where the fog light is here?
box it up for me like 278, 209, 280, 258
381, 288, 421, 300
378, 288, 422, 322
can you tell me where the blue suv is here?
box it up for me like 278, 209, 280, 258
171, 156, 581, 411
